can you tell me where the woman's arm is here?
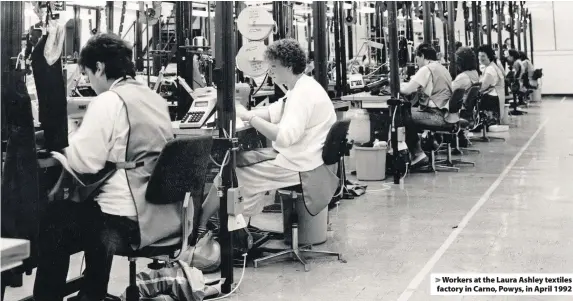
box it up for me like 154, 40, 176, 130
65, 92, 119, 173
400, 66, 429, 95
480, 68, 496, 93
400, 80, 421, 95
250, 116, 280, 141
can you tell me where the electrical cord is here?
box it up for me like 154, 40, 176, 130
207, 253, 248, 300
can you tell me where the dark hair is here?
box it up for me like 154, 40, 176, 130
519, 51, 529, 61
78, 33, 136, 79
455, 41, 463, 50
455, 47, 477, 72
415, 43, 438, 60
477, 44, 496, 62
264, 39, 307, 75
507, 49, 520, 60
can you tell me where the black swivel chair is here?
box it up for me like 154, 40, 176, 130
419, 89, 467, 172
253, 120, 349, 272
453, 84, 482, 155
116, 136, 213, 301
471, 84, 506, 143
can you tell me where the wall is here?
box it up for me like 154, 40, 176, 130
529, 1, 573, 95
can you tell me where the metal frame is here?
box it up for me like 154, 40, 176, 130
313, 1, 328, 89
214, 2, 235, 294
447, 1, 456, 78
471, 2, 479, 51
387, 1, 402, 184
529, 12, 534, 64
423, 2, 433, 43
486, 1, 493, 46
509, 1, 515, 48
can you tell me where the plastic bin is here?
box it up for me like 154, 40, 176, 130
355, 144, 387, 181
501, 104, 510, 125
347, 109, 370, 144
280, 191, 328, 245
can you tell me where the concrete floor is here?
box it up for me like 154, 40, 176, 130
5, 97, 572, 301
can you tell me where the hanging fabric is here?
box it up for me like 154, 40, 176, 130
1, 67, 42, 246
31, 18, 68, 151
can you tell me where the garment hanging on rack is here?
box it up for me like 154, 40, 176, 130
31, 29, 68, 151
1, 69, 42, 244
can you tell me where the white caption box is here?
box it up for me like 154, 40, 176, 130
431, 273, 573, 296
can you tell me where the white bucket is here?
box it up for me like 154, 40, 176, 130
348, 109, 370, 144
355, 144, 387, 181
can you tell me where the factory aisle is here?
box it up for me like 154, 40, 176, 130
4, 97, 572, 301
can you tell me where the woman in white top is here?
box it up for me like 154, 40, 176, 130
198, 39, 337, 229
478, 44, 505, 124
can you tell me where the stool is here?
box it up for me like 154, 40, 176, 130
253, 185, 342, 272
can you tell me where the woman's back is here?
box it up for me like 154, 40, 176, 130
453, 70, 479, 92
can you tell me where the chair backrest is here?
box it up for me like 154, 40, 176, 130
146, 136, 213, 241
532, 68, 543, 80
464, 83, 481, 111
448, 88, 467, 113
322, 119, 351, 165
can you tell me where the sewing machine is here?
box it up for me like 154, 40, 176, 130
67, 97, 93, 128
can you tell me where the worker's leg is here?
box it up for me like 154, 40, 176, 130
33, 201, 91, 301
200, 160, 300, 228
80, 207, 139, 301
234, 160, 301, 217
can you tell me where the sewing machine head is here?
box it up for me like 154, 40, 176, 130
67, 97, 93, 126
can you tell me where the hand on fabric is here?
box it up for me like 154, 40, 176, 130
235, 102, 254, 121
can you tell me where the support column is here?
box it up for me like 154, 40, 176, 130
95, 7, 102, 33
176, 1, 192, 119
448, 1, 457, 78
214, 1, 235, 294
333, 1, 341, 97
307, 9, 312, 56
347, 9, 353, 59
152, 21, 161, 76
338, 1, 347, 95
497, 2, 503, 59
471, 1, 479, 54
529, 13, 534, 64
486, 1, 493, 46
509, 2, 515, 49
73, 5, 80, 56
135, 10, 143, 71
516, 3, 522, 51
387, 1, 401, 184
523, 11, 528, 55
312, 1, 328, 89
106, 1, 114, 33
423, 1, 433, 43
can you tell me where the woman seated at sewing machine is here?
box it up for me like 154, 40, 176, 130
34, 33, 176, 301
478, 44, 505, 125
399, 43, 453, 169
198, 38, 338, 231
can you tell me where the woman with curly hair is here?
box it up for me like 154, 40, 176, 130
452, 47, 480, 146
453, 47, 480, 92
198, 39, 337, 228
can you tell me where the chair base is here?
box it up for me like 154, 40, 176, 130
125, 258, 139, 301
470, 124, 506, 142
415, 150, 460, 173
253, 225, 342, 272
